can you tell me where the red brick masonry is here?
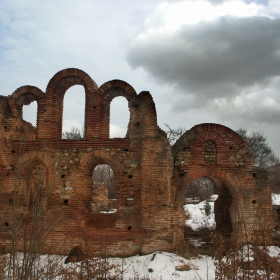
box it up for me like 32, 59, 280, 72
0, 68, 274, 256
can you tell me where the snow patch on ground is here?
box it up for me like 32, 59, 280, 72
272, 193, 280, 205
184, 201, 216, 231
112, 252, 215, 280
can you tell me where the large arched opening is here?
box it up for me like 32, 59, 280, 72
62, 85, 85, 139
183, 175, 233, 246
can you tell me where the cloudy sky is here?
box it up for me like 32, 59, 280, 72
1, 0, 280, 155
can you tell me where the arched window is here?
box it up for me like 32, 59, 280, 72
109, 97, 129, 138
203, 140, 217, 164
62, 85, 85, 139
23, 101, 37, 127
20, 162, 47, 210
92, 164, 116, 199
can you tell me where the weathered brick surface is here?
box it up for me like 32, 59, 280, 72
0, 68, 275, 256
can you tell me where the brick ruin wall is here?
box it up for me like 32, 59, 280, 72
0, 68, 275, 256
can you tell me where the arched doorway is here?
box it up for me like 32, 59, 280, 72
183, 175, 233, 246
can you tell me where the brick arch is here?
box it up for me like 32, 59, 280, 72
44, 68, 98, 139
17, 151, 54, 180
46, 68, 98, 94
71, 150, 123, 201
195, 131, 225, 146
176, 167, 242, 237
97, 80, 137, 138
8, 86, 45, 135
176, 166, 239, 203
192, 123, 245, 147
79, 150, 122, 176
17, 152, 55, 206
173, 123, 248, 167
174, 123, 245, 151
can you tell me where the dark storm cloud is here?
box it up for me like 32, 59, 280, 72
220, 105, 280, 126
127, 16, 280, 103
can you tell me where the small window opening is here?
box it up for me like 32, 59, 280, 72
62, 85, 85, 139
63, 199, 69, 205
110, 96, 129, 138
4, 126, 7, 130
128, 175, 133, 179
4, 222, 9, 227
61, 174, 66, 178
252, 200, 256, 204
229, 146, 233, 150
92, 164, 116, 199
93, 106, 97, 109
252, 173, 257, 178
11, 150, 16, 154
23, 99, 37, 127
127, 226, 132, 230
124, 149, 129, 152
136, 122, 140, 126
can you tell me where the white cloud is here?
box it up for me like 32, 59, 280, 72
110, 124, 127, 138
126, 0, 280, 155
1, 0, 280, 157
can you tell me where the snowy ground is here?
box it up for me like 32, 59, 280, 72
2, 252, 215, 280
110, 252, 215, 280
3, 247, 280, 280
272, 193, 280, 206
184, 193, 280, 231
184, 195, 217, 231
184, 201, 216, 231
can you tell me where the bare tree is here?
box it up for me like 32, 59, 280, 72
267, 163, 280, 193
164, 123, 185, 145
186, 177, 218, 200
92, 164, 116, 199
62, 126, 83, 139
236, 128, 279, 168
